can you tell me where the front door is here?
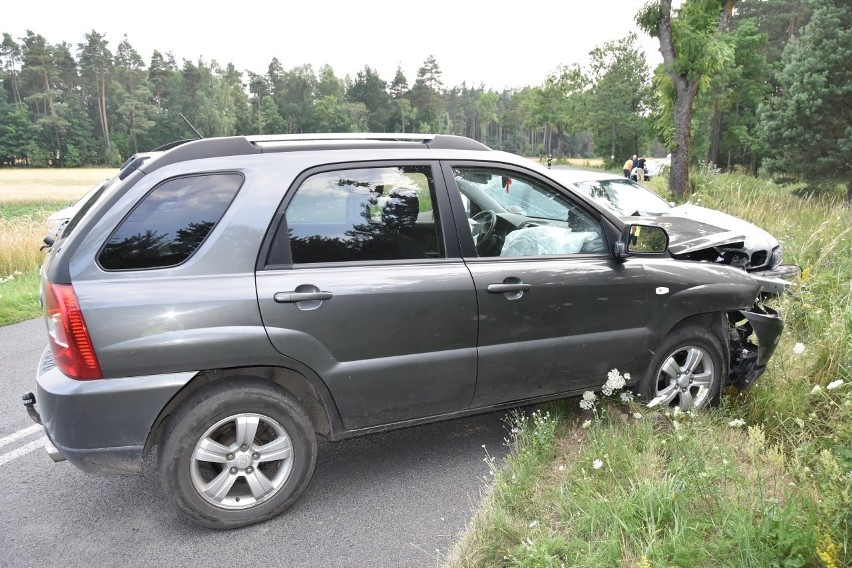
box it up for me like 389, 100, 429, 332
444, 164, 654, 406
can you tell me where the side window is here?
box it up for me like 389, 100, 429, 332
452, 167, 606, 258
99, 173, 243, 270
271, 166, 444, 265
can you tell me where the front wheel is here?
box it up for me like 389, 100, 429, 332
639, 326, 726, 411
159, 380, 317, 528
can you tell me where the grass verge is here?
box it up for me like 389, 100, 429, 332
0, 271, 41, 326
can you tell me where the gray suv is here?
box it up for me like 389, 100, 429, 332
25, 134, 782, 528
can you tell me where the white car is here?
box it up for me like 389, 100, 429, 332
644, 155, 671, 179
44, 179, 110, 247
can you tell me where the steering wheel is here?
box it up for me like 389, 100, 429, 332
471, 209, 497, 252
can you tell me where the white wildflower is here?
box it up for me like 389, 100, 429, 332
810, 385, 822, 395
580, 391, 597, 410
528, 520, 538, 529
728, 418, 747, 428
633, 412, 642, 420
620, 391, 634, 403
602, 385, 613, 396
605, 369, 626, 391
592, 459, 603, 470
793, 343, 806, 355
826, 380, 844, 391
581, 420, 592, 429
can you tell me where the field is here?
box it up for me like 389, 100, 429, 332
0, 168, 116, 325
1, 168, 849, 567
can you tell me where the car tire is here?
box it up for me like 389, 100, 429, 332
159, 380, 317, 529
638, 325, 727, 411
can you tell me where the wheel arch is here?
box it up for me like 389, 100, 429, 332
641, 311, 732, 388
666, 312, 730, 348
144, 365, 343, 457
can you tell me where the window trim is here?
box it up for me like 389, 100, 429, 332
258, 160, 461, 271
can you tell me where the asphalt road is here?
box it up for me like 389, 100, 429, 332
0, 318, 510, 568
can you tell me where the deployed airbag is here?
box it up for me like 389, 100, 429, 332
500, 226, 597, 256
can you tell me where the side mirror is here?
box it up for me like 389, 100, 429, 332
615, 223, 669, 258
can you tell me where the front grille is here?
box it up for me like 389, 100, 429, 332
750, 250, 768, 268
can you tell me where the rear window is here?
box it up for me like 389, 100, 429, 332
98, 173, 243, 270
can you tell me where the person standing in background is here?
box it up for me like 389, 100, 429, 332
623, 155, 634, 178
635, 155, 647, 181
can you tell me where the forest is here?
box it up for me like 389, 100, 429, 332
0, 0, 848, 199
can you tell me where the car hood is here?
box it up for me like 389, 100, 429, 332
625, 215, 747, 255
668, 204, 779, 250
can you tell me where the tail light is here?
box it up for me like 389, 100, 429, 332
44, 283, 102, 380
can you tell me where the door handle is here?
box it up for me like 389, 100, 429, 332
486, 283, 532, 294
274, 291, 334, 303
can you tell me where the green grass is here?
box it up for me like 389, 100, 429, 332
0, 271, 42, 326
447, 172, 851, 568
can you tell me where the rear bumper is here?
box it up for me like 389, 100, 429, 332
32, 347, 195, 474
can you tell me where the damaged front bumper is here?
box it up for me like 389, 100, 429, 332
727, 301, 784, 389
750, 263, 801, 297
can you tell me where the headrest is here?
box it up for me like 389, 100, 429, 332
382, 188, 419, 230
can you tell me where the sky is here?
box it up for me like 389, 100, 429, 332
4, 1, 665, 91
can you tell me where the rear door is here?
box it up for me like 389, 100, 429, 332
256, 162, 478, 430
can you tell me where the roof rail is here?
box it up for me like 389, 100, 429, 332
248, 133, 490, 151
140, 133, 490, 175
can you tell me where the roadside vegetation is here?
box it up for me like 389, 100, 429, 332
446, 171, 851, 568
0, 168, 112, 325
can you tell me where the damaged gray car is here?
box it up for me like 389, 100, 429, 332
548, 169, 799, 296
26, 134, 782, 528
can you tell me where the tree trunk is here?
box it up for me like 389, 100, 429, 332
611, 124, 616, 162
670, 83, 697, 197
98, 73, 110, 153
42, 69, 62, 166
654, 0, 732, 198
11, 74, 21, 105
707, 101, 722, 166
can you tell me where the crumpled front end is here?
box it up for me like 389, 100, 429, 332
727, 301, 784, 389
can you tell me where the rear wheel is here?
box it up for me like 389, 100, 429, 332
639, 326, 726, 411
159, 380, 316, 528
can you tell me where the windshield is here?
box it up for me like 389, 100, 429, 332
476, 175, 570, 220
571, 178, 672, 216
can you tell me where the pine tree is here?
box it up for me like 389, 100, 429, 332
758, 0, 852, 202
